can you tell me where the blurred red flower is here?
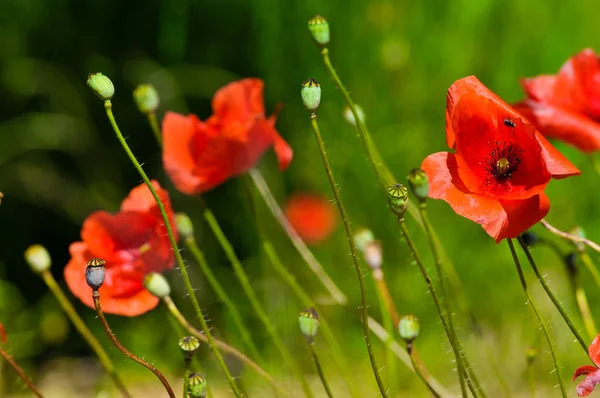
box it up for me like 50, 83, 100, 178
0, 323, 5, 344
422, 76, 579, 243
64, 181, 177, 316
574, 333, 600, 396
162, 78, 293, 194
285, 193, 337, 245
514, 49, 600, 152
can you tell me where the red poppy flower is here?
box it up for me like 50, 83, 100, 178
574, 333, 600, 396
0, 323, 5, 344
162, 78, 293, 194
514, 49, 600, 152
285, 193, 337, 245
64, 181, 177, 316
422, 76, 580, 243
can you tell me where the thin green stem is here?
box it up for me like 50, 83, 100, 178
0, 345, 43, 397
103, 101, 241, 397
309, 343, 334, 398
248, 168, 347, 305
408, 346, 440, 398
92, 291, 176, 398
517, 236, 588, 354
506, 239, 566, 397
309, 114, 387, 397
163, 296, 291, 398
580, 252, 600, 289
527, 362, 535, 398
372, 272, 398, 394
147, 112, 163, 145
575, 284, 597, 340
183, 359, 191, 398
396, 218, 473, 398
183, 236, 264, 363
203, 208, 313, 397
40, 271, 131, 397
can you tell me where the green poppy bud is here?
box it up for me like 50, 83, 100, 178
87, 73, 114, 101
188, 373, 207, 398
85, 258, 106, 291
24, 244, 52, 274
133, 84, 160, 114
342, 104, 366, 127
299, 308, 320, 340
144, 272, 171, 298
398, 314, 419, 343
179, 336, 200, 360
308, 15, 330, 47
525, 347, 536, 363
301, 78, 321, 112
353, 228, 375, 253
387, 184, 408, 218
407, 168, 429, 202
175, 213, 194, 240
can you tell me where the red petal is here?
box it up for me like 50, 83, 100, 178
273, 133, 293, 170
284, 193, 337, 245
520, 75, 558, 104
0, 323, 6, 344
212, 78, 266, 123
162, 112, 207, 195
575, 365, 599, 380
577, 369, 600, 396
589, 334, 600, 368
422, 152, 549, 243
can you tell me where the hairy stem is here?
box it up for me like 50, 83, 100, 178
0, 345, 43, 397
309, 343, 334, 398
147, 112, 163, 145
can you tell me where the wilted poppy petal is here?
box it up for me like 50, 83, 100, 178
212, 78, 265, 123
285, 193, 337, 245
575, 366, 599, 380
576, 369, 600, 396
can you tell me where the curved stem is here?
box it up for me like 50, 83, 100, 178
309, 343, 334, 398
517, 236, 588, 354
40, 270, 131, 397
92, 291, 175, 398
580, 251, 600, 290
397, 218, 473, 398
163, 296, 291, 398
248, 168, 347, 305
506, 239, 566, 397
0, 345, 43, 397
147, 112, 163, 145
407, 345, 440, 398
203, 208, 313, 397
309, 114, 388, 397
372, 270, 398, 394
183, 359, 191, 398
183, 236, 264, 363
540, 219, 600, 254
103, 101, 241, 396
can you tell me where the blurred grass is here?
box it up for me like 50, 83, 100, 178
1, 0, 600, 396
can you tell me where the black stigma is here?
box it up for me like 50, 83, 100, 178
503, 118, 516, 128
485, 142, 524, 183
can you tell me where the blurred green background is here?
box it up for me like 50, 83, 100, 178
2, 0, 600, 396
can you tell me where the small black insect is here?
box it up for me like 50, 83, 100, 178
503, 118, 516, 128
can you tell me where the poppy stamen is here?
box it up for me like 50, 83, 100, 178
485, 142, 524, 183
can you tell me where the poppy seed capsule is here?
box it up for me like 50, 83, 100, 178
308, 15, 330, 47
85, 258, 106, 290
525, 347, 537, 363
87, 73, 114, 101
24, 244, 52, 274
301, 79, 321, 112
407, 168, 429, 202
342, 104, 366, 127
387, 184, 408, 217
143, 272, 171, 298
519, 231, 538, 246
133, 84, 159, 114
564, 252, 578, 275
179, 336, 200, 360
398, 314, 420, 343
299, 308, 320, 339
187, 373, 207, 398
175, 213, 194, 239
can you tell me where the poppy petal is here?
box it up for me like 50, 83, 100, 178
285, 193, 337, 245
575, 365, 599, 380
496, 193, 550, 243
577, 369, 600, 396
520, 75, 558, 105
588, 334, 600, 368
273, 133, 293, 170
212, 78, 265, 123
0, 323, 6, 344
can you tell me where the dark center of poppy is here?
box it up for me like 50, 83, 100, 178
485, 142, 524, 183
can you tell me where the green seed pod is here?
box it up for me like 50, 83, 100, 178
175, 213, 194, 240
85, 258, 106, 290
133, 84, 160, 114
24, 244, 52, 274
179, 336, 200, 360
301, 78, 321, 112
144, 272, 171, 298
87, 73, 114, 101
525, 347, 536, 364
407, 168, 429, 202
398, 314, 420, 343
353, 228, 375, 253
188, 373, 207, 398
308, 15, 330, 47
342, 104, 366, 127
299, 308, 320, 340
387, 184, 408, 218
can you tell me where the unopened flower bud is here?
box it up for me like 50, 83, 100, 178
407, 168, 429, 202
308, 15, 330, 47
175, 213, 194, 240
179, 336, 200, 360
525, 347, 536, 364
564, 252, 578, 276
388, 184, 408, 218
133, 84, 159, 114
24, 244, 52, 274
353, 228, 375, 253
519, 231, 538, 246
188, 373, 207, 398
301, 79, 321, 112
363, 241, 383, 271
87, 73, 114, 101
342, 104, 366, 127
144, 272, 171, 298
299, 308, 320, 340
85, 258, 106, 290
398, 314, 420, 343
